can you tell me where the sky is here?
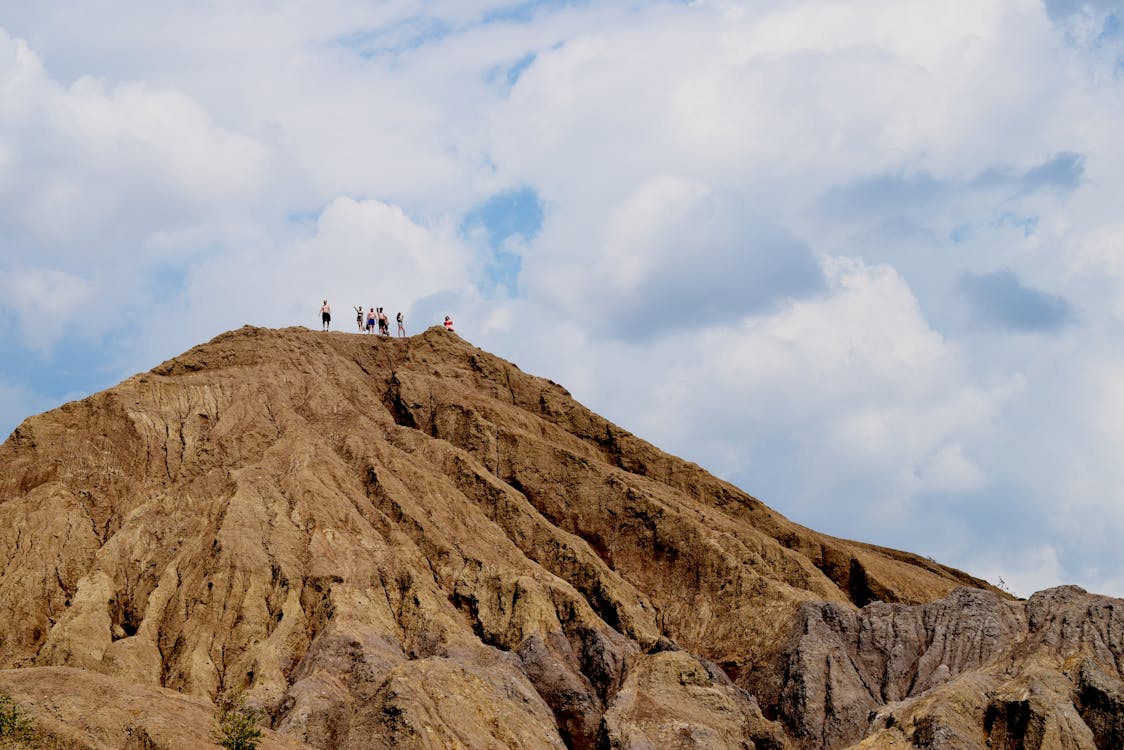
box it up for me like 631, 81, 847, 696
1, 0, 1123, 598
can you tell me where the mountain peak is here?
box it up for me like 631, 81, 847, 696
4, 326, 1118, 750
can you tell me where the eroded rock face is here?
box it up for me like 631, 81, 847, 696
599, 646, 790, 750
770, 588, 1025, 748
779, 585, 1124, 750
0, 326, 1118, 748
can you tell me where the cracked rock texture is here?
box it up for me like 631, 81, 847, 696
0, 325, 1119, 748
780, 586, 1124, 749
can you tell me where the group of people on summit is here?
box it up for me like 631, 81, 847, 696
355, 306, 403, 336
318, 300, 454, 336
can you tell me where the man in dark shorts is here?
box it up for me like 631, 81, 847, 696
320, 300, 331, 331
366, 308, 377, 333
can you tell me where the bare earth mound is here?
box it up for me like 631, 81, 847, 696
1, 325, 1120, 749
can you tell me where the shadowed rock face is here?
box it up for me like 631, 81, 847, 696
0, 326, 1118, 749
781, 585, 1124, 750
772, 588, 1027, 748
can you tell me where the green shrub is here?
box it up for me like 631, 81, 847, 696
213, 692, 263, 750
0, 693, 40, 748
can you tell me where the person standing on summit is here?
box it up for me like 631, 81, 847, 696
320, 300, 331, 331
396, 311, 406, 337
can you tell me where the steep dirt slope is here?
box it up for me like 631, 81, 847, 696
1, 325, 1104, 749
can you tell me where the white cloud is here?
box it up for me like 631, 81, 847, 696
0, 27, 271, 250
730, 0, 1006, 66
524, 175, 824, 337
642, 258, 1006, 506
0, 267, 96, 355
917, 443, 987, 494
60, 77, 269, 200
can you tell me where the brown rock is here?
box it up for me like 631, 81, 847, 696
0, 326, 1031, 748
599, 649, 789, 749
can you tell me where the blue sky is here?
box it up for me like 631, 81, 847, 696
2, 0, 1124, 597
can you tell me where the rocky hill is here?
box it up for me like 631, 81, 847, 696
0, 325, 1120, 749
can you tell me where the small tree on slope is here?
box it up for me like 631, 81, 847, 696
214, 692, 263, 750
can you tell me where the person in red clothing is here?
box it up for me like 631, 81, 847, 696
443, 315, 455, 333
